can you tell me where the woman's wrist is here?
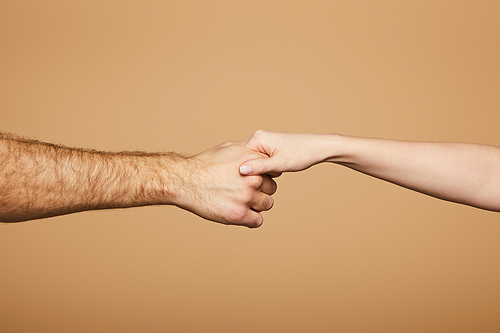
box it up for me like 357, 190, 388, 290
321, 133, 356, 165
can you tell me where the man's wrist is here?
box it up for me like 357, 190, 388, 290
143, 153, 192, 207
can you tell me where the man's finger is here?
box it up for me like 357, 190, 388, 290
251, 193, 274, 212
260, 175, 278, 195
267, 171, 282, 178
243, 210, 264, 228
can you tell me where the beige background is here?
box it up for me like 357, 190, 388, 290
1, 1, 500, 332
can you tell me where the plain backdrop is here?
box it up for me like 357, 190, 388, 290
1, 1, 500, 332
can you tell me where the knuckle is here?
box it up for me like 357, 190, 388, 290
246, 216, 263, 229
259, 196, 274, 211
227, 206, 247, 223
246, 176, 263, 189
267, 197, 274, 210
260, 177, 277, 195
253, 129, 266, 137
241, 190, 255, 205
269, 179, 278, 194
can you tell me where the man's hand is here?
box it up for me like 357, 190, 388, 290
173, 142, 277, 228
239, 130, 335, 176
0, 133, 276, 226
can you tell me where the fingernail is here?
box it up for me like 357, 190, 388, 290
240, 164, 253, 175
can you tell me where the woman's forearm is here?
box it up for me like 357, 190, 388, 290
329, 135, 500, 211
240, 130, 500, 211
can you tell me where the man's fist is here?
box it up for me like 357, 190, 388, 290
173, 142, 277, 228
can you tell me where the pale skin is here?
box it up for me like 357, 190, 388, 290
0, 132, 276, 227
4, 129, 499, 228
240, 130, 500, 212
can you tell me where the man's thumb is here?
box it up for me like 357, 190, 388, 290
239, 158, 275, 176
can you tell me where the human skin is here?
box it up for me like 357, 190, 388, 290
0, 133, 276, 227
239, 130, 500, 212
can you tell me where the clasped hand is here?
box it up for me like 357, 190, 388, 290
181, 130, 323, 228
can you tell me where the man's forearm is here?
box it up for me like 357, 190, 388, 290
1, 133, 275, 227
328, 135, 500, 211
0, 133, 185, 222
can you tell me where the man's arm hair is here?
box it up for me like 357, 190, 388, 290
0, 132, 184, 222
0, 132, 275, 227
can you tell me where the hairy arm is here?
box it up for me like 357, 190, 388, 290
239, 130, 500, 212
0, 133, 275, 226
